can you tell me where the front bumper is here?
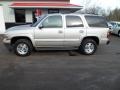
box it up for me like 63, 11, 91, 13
3, 38, 13, 51
3, 38, 11, 44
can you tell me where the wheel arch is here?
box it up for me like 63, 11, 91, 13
11, 36, 33, 46
81, 36, 99, 45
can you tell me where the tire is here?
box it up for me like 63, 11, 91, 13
79, 39, 97, 55
14, 39, 33, 56
118, 31, 120, 37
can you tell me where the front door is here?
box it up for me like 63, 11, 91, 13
34, 15, 64, 47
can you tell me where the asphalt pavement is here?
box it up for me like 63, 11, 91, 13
0, 35, 120, 90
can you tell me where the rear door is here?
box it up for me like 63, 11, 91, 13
64, 15, 86, 47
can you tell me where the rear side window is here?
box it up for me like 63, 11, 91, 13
66, 15, 84, 27
85, 16, 108, 28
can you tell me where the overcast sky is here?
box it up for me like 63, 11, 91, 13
71, 0, 120, 10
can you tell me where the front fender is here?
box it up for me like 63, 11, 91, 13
10, 34, 35, 47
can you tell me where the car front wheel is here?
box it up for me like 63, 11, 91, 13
14, 39, 33, 56
79, 39, 97, 55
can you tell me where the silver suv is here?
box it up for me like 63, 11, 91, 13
3, 14, 110, 56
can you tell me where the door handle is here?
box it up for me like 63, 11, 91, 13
79, 30, 84, 33
58, 30, 63, 34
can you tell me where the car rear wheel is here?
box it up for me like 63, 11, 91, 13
79, 39, 97, 55
14, 39, 33, 56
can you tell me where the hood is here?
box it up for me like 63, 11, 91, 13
7, 24, 31, 31
5, 24, 35, 35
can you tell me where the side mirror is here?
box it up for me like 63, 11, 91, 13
38, 24, 43, 29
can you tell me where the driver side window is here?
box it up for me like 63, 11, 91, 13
42, 15, 62, 28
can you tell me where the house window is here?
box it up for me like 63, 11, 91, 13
48, 9, 59, 14
14, 9, 25, 23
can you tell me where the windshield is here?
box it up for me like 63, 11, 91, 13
31, 15, 46, 27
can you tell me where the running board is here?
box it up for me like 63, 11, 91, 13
35, 47, 78, 51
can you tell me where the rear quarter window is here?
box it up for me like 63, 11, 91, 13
85, 16, 108, 28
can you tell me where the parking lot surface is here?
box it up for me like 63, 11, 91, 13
0, 35, 120, 90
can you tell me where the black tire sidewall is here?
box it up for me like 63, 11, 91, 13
80, 39, 97, 55
14, 39, 33, 56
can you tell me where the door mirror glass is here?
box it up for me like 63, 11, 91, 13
38, 24, 43, 29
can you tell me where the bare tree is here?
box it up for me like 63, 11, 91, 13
106, 8, 120, 21
75, 0, 107, 16
83, 0, 92, 9
76, 0, 105, 15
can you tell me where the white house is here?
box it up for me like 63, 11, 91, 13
0, 0, 82, 29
